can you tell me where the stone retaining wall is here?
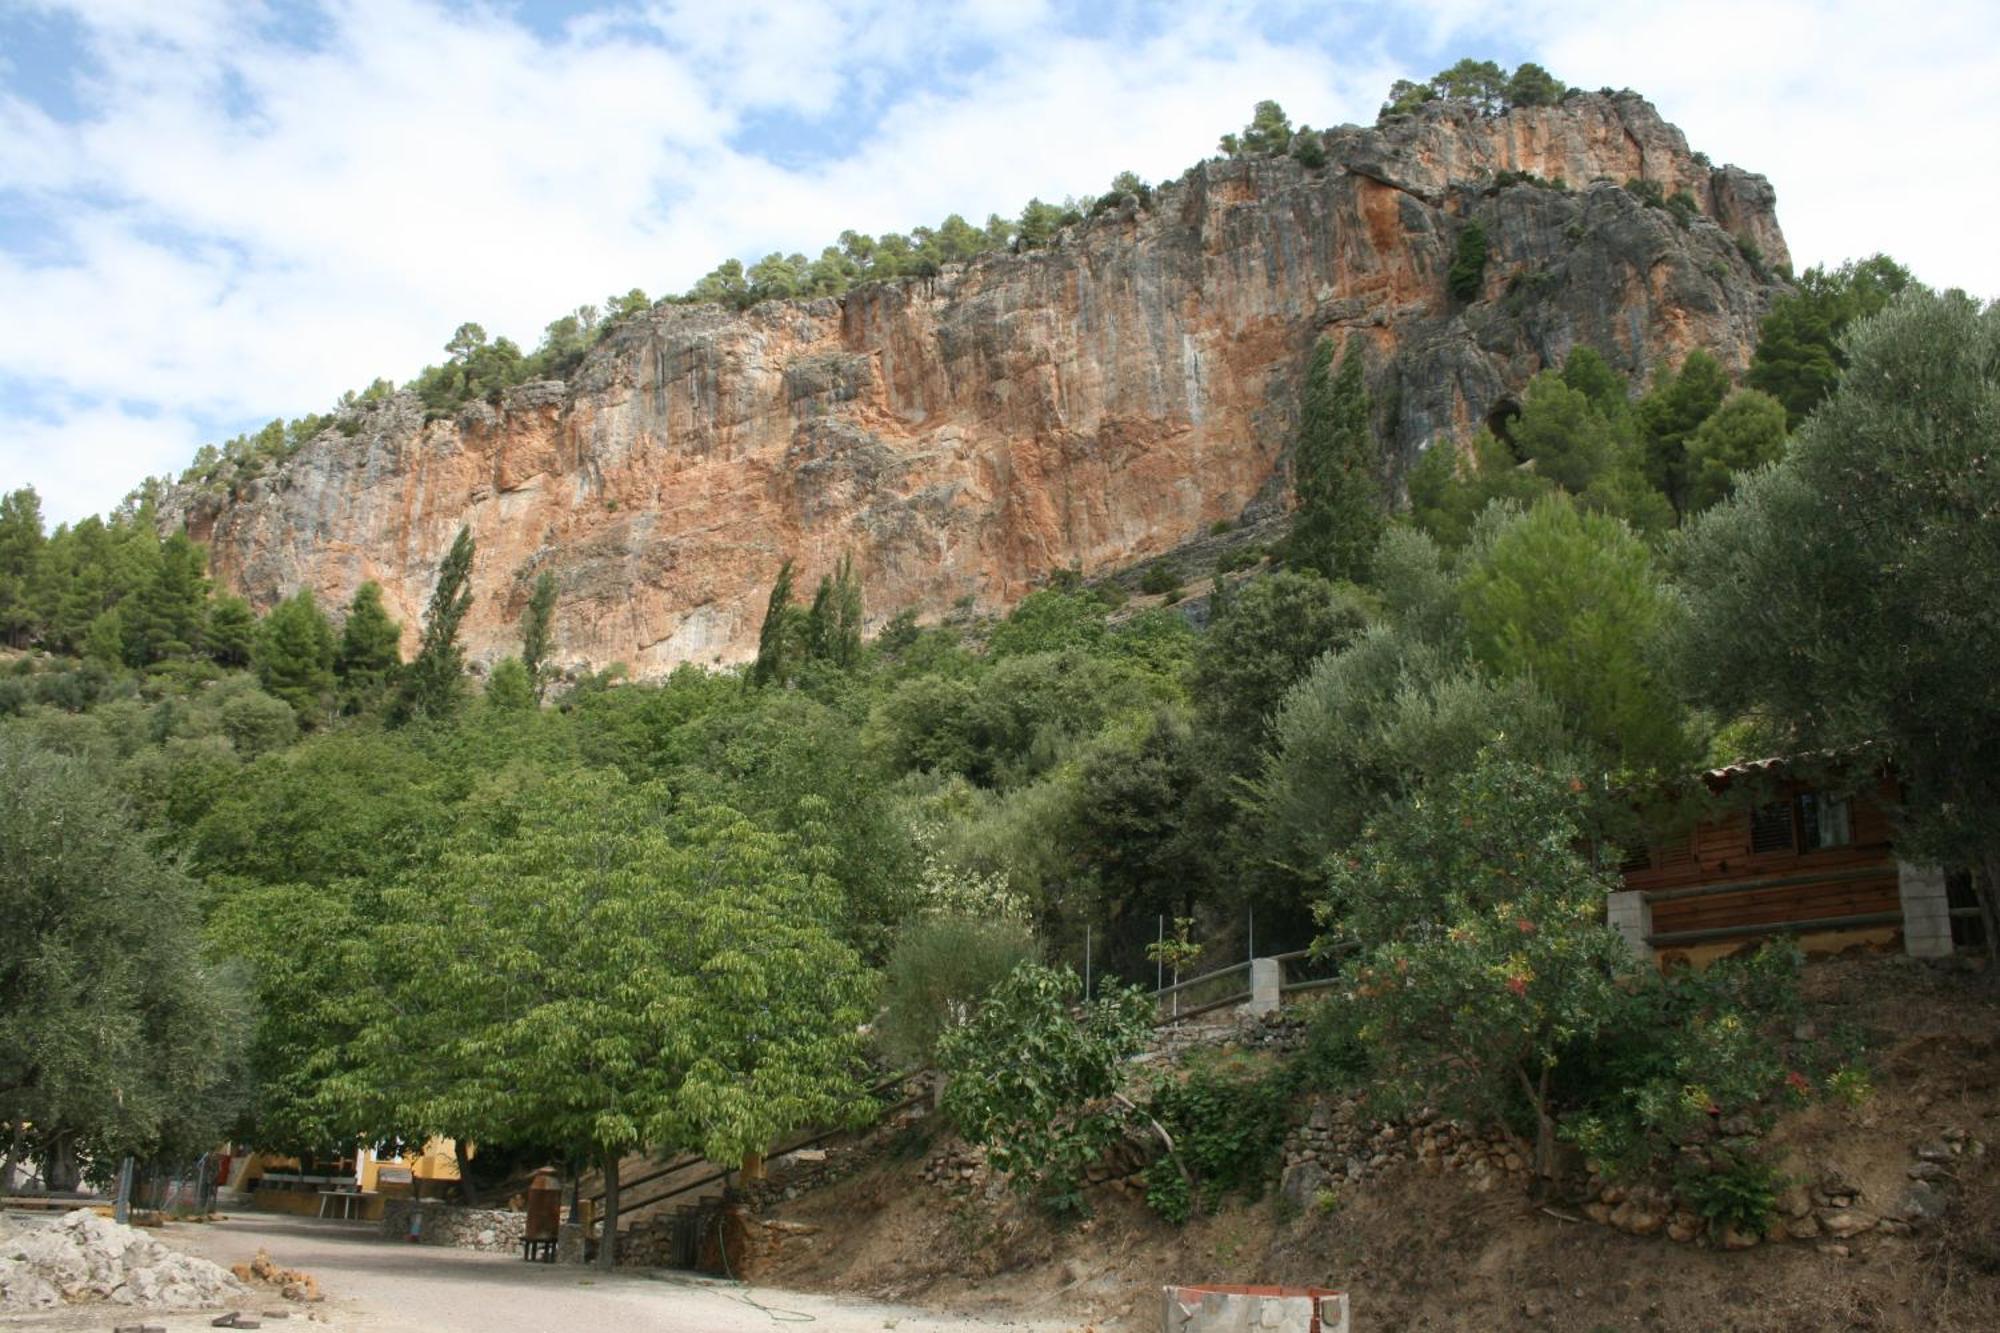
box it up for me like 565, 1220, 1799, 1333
378, 1200, 527, 1253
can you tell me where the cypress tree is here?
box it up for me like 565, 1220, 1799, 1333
1288, 341, 1385, 582
335, 581, 404, 711
803, 554, 864, 670
519, 571, 557, 704
393, 527, 475, 725
750, 559, 803, 687
1447, 219, 1488, 302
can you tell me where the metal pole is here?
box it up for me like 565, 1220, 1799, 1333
1084, 926, 1091, 1001
1248, 906, 1254, 964
114, 1155, 134, 1224
1156, 915, 1164, 993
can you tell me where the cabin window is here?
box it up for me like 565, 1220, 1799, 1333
1618, 845, 1653, 874
1796, 791, 1852, 851
1749, 802, 1795, 854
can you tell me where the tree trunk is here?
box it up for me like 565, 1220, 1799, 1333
453, 1139, 478, 1208
0, 1120, 23, 1198
1978, 856, 2000, 979
597, 1151, 620, 1270
45, 1135, 79, 1193
1534, 1066, 1556, 1195
1513, 1065, 1556, 1199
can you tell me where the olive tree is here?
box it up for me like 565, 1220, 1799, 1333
1680, 289, 2000, 954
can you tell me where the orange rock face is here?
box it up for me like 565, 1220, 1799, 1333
170, 92, 1787, 678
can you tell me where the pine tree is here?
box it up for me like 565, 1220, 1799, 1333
255, 590, 337, 722
0, 487, 45, 648
1636, 349, 1729, 519
122, 532, 208, 665
393, 528, 475, 725
519, 571, 557, 704
750, 559, 805, 687
335, 581, 403, 712
206, 595, 258, 669
1288, 341, 1385, 582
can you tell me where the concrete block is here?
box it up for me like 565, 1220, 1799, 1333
1162, 1285, 1347, 1333
1606, 889, 1653, 962
1247, 957, 1282, 1015
1898, 861, 1954, 958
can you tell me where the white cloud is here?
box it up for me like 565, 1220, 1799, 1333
3, 403, 203, 522
2, 0, 1997, 524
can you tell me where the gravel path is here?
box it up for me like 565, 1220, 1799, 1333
0, 1215, 1082, 1333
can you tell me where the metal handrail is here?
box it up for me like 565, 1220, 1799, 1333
1152, 947, 1315, 999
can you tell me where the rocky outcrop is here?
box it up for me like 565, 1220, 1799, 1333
166, 91, 1788, 677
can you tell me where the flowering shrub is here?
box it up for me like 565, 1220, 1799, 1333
1317, 752, 1635, 1181
1557, 941, 1824, 1182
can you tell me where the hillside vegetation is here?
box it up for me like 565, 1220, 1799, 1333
3, 68, 1996, 1296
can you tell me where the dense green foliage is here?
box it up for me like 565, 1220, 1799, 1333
1747, 254, 1913, 427
1143, 1053, 1291, 1221
1682, 287, 2000, 948
878, 915, 1038, 1067
936, 963, 1152, 1214
4, 243, 1974, 1221
2, 735, 248, 1185
1447, 219, 1489, 303
391, 526, 475, 725
1382, 59, 1571, 120
1316, 753, 1631, 1179
1287, 341, 1384, 581
1407, 343, 1782, 544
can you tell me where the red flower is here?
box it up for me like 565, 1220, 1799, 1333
1785, 1070, 1811, 1095
1515, 917, 1536, 934
1506, 975, 1528, 997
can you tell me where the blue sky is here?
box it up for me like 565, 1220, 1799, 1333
3, 0, 1997, 524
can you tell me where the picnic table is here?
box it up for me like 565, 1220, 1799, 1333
316, 1187, 373, 1219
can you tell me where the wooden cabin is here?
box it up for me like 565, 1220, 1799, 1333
1609, 760, 1972, 967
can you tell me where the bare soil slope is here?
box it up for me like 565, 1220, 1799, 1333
762, 955, 2000, 1330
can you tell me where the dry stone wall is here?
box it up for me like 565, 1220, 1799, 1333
378, 1199, 526, 1253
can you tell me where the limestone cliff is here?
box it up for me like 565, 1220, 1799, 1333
166, 91, 1789, 677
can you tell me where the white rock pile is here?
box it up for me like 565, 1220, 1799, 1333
0, 1209, 248, 1311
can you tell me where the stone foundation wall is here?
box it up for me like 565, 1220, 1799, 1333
378, 1200, 527, 1253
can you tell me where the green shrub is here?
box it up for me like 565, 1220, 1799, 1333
1677, 1152, 1784, 1238
1138, 562, 1183, 597
1294, 994, 1369, 1091
878, 914, 1038, 1066
1142, 1161, 1193, 1223
937, 963, 1153, 1215
1144, 1053, 1292, 1222
1209, 518, 1235, 536
1447, 220, 1488, 302
1624, 177, 1665, 209
1557, 942, 1811, 1180
1289, 134, 1328, 171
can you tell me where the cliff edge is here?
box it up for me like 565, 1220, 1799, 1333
166, 90, 1788, 676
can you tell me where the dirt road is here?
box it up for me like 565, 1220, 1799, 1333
0, 1214, 1085, 1333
